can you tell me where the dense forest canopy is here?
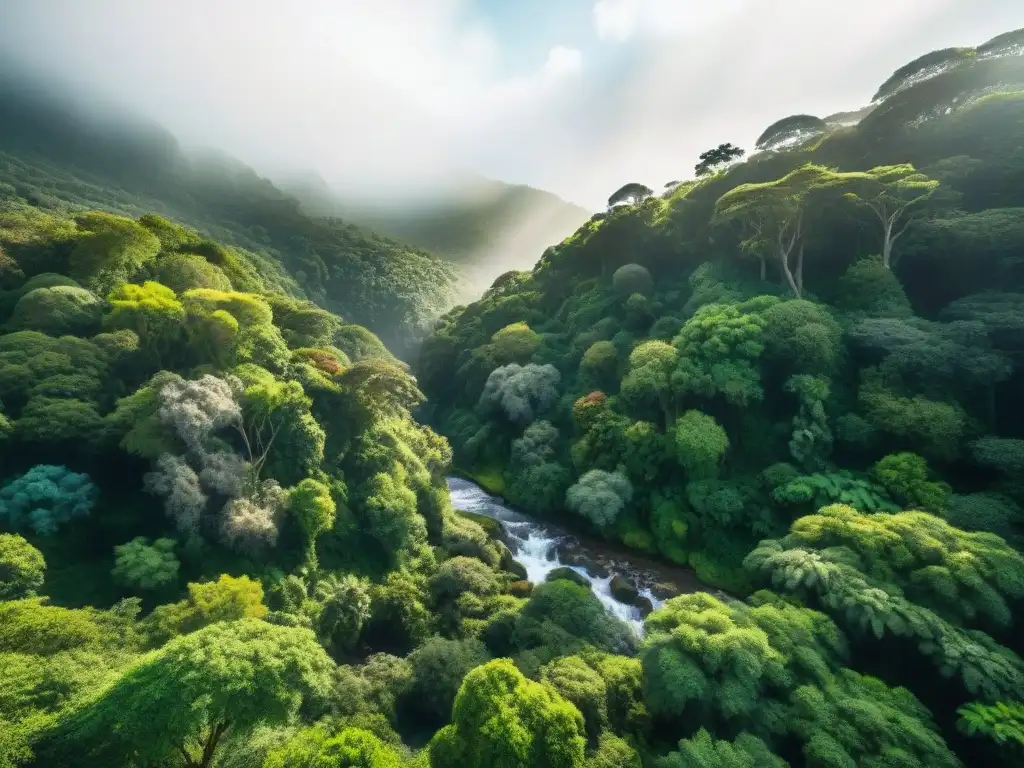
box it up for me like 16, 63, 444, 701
414, 26, 1024, 767
2, 23, 1024, 768
0, 72, 462, 357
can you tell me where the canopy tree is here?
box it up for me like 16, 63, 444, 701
836, 164, 939, 268
713, 164, 838, 296
754, 115, 828, 151
694, 143, 746, 177
42, 619, 335, 768
607, 183, 653, 209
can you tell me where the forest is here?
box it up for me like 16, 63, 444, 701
416, 26, 1024, 767
0, 23, 1023, 768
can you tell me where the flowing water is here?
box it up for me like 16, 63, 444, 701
448, 476, 721, 635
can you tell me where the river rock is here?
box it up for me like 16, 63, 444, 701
610, 574, 640, 605
546, 567, 591, 589
635, 596, 655, 617
559, 550, 610, 579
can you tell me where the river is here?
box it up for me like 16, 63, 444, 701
447, 476, 722, 635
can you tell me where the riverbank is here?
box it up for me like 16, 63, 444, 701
447, 476, 728, 636
450, 466, 730, 599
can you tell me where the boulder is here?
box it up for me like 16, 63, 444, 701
559, 550, 610, 579
500, 550, 529, 581
546, 567, 592, 589
610, 574, 640, 605
635, 596, 655, 618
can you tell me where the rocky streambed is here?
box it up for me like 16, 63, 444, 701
447, 476, 726, 635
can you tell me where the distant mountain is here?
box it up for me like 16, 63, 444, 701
280, 170, 592, 292
0, 71, 457, 356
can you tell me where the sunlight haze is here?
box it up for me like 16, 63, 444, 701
2, 0, 1021, 208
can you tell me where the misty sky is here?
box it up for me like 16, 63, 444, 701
1, 0, 1022, 209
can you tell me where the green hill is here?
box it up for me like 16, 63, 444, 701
0, 73, 456, 357
281, 170, 592, 292
417, 29, 1024, 765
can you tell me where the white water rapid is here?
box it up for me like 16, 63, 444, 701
447, 476, 665, 636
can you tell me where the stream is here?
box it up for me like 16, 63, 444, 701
447, 476, 722, 635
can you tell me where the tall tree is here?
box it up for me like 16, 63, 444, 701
836, 164, 939, 269
713, 164, 837, 296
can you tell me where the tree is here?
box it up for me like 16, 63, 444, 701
611, 264, 653, 297
43, 619, 335, 768
0, 465, 98, 536
674, 410, 729, 479
263, 726, 404, 768
713, 164, 837, 296
8, 285, 104, 337
111, 537, 180, 591
408, 637, 491, 724
607, 183, 653, 208
837, 164, 939, 269
0, 534, 45, 601
478, 363, 561, 425
655, 728, 785, 768
642, 591, 845, 732
565, 470, 633, 527
745, 504, 1024, 700
754, 115, 828, 151
694, 143, 746, 177
428, 659, 586, 768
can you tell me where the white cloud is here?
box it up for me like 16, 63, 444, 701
2, 0, 1023, 212
593, 0, 638, 42
544, 46, 584, 77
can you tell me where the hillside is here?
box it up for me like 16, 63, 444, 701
0, 72, 457, 357
3, 22, 1024, 768
417, 28, 1024, 766
282, 170, 592, 293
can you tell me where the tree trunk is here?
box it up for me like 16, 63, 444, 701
183, 721, 230, 768
759, 252, 766, 281
882, 217, 894, 269
795, 243, 804, 296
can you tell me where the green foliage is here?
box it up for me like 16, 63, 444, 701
7, 285, 103, 336
111, 537, 179, 591
428, 658, 586, 768
0, 534, 45, 601
871, 452, 951, 512
770, 470, 898, 513
42, 619, 335, 767
746, 504, 1024, 699
506, 420, 570, 516
68, 211, 162, 294
612, 264, 653, 297
641, 591, 845, 733
264, 725, 405, 768
566, 470, 633, 527
958, 700, 1024, 750
674, 410, 729, 478
408, 637, 491, 724
491, 322, 542, 364
789, 669, 959, 768
654, 728, 786, 768
672, 301, 766, 407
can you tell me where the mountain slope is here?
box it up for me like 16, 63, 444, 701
281, 170, 592, 292
0, 72, 456, 356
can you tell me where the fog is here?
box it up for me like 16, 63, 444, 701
1, 0, 1022, 211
